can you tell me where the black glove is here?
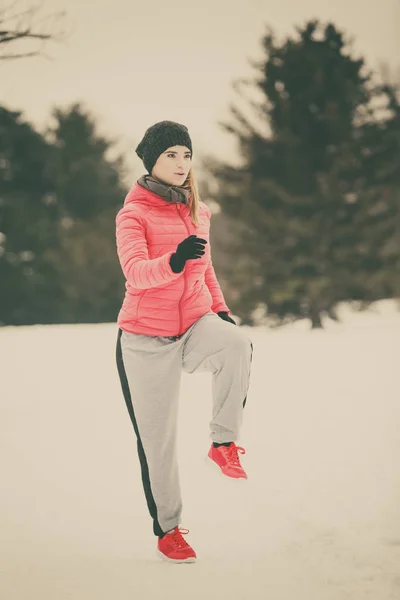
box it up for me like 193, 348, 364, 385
170, 235, 208, 273
217, 311, 236, 325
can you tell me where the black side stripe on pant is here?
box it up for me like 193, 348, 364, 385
243, 341, 253, 408
115, 328, 165, 538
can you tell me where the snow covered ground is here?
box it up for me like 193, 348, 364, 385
1, 300, 399, 599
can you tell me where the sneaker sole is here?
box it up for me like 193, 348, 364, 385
156, 549, 197, 563
204, 455, 248, 481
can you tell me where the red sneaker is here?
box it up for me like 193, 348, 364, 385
157, 527, 197, 563
208, 442, 248, 479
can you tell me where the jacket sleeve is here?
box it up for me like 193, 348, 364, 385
205, 257, 230, 314
116, 207, 183, 289
203, 204, 230, 314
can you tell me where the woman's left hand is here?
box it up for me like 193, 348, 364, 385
217, 311, 236, 325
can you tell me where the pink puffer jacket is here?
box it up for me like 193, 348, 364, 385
115, 181, 230, 336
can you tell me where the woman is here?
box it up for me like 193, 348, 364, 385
115, 120, 253, 564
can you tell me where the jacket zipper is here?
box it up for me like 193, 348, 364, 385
177, 203, 189, 337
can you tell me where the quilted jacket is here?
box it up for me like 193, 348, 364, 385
115, 181, 230, 336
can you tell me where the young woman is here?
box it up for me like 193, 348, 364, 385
115, 120, 253, 564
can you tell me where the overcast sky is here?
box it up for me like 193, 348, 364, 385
1, 0, 399, 179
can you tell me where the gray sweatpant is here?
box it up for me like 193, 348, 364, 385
115, 311, 253, 538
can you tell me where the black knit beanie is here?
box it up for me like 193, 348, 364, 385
135, 120, 193, 174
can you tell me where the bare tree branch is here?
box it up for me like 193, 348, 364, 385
0, 0, 69, 61
0, 30, 52, 44
0, 49, 53, 60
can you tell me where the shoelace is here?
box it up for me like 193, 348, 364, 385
221, 444, 246, 467
168, 527, 190, 549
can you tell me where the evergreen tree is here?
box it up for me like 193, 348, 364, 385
45, 102, 128, 323
352, 82, 400, 302
0, 106, 61, 324
0, 103, 128, 325
204, 20, 400, 328
47, 102, 127, 221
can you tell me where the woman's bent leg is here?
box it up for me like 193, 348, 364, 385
182, 313, 253, 444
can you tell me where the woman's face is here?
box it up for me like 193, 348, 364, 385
151, 145, 192, 186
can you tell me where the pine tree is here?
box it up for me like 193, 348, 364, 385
47, 102, 127, 221
45, 102, 128, 322
0, 103, 128, 325
204, 20, 400, 328
0, 106, 61, 324
352, 82, 400, 302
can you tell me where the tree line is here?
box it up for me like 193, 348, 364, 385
1, 19, 399, 328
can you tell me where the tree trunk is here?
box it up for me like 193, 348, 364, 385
310, 306, 323, 329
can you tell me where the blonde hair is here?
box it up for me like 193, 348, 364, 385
181, 167, 201, 227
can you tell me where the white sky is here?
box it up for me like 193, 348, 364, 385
1, 300, 399, 597
1, 0, 399, 179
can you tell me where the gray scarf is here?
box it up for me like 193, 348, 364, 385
137, 174, 190, 205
